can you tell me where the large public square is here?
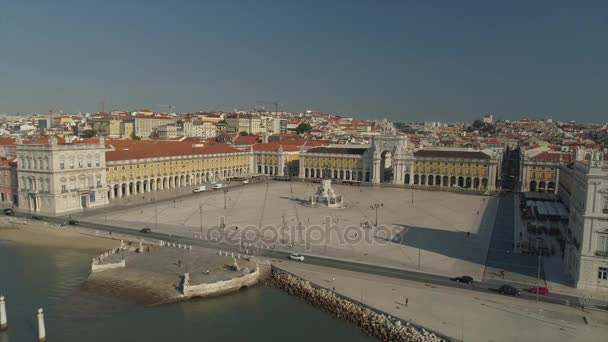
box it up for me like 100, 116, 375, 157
84, 181, 498, 279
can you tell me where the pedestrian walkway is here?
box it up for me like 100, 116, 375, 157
276, 261, 608, 342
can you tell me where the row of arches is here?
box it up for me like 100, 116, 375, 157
302, 167, 363, 181
108, 168, 247, 199
406, 174, 489, 190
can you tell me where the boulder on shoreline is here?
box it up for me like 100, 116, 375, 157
268, 269, 445, 342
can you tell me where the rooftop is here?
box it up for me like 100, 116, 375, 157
105, 140, 242, 162
306, 147, 368, 155
414, 149, 491, 160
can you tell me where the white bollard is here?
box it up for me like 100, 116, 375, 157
37, 308, 46, 341
0, 295, 7, 331
189, 245, 192, 251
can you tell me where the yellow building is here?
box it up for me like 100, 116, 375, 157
299, 141, 498, 191
519, 149, 570, 193
299, 147, 367, 181
105, 140, 252, 199
252, 143, 301, 176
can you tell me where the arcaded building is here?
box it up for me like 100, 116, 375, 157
298, 136, 499, 191
105, 140, 252, 199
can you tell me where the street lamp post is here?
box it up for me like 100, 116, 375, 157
223, 188, 229, 210
199, 203, 203, 234
370, 202, 383, 226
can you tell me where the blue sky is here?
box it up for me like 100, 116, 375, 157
1, 0, 606, 122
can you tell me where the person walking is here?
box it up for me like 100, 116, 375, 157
405, 298, 409, 307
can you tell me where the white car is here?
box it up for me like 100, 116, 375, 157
212, 183, 224, 189
193, 186, 206, 193
289, 253, 305, 261
242, 179, 249, 184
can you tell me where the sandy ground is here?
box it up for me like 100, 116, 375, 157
0, 217, 117, 252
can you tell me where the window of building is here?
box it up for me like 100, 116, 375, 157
78, 159, 83, 168
70, 159, 74, 169
96, 157, 101, 167
87, 158, 92, 167
599, 267, 608, 280
599, 235, 608, 254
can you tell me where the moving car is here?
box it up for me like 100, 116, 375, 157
193, 186, 206, 193
451, 275, 474, 284
212, 183, 224, 189
68, 220, 79, 225
528, 286, 550, 295
242, 179, 249, 184
289, 253, 305, 261
140, 227, 152, 233
3, 208, 14, 216
499, 285, 521, 296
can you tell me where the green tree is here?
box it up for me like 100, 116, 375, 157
239, 131, 249, 136
295, 122, 312, 134
471, 120, 484, 129
81, 129, 97, 138
131, 131, 142, 140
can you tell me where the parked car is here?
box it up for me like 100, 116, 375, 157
528, 286, 550, 295
289, 253, 305, 261
193, 186, 206, 193
242, 179, 249, 184
451, 275, 474, 284
140, 227, 152, 233
213, 183, 224, 189
68, 220, 79, 225
499, 285, 521, 296
3, 208, 14, 216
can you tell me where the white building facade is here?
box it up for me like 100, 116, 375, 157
558, 152, 608, 289
16, 137, 109, 215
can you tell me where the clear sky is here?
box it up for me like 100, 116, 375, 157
1, 0, 606, 122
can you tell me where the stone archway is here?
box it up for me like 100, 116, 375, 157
369, 136, 408, 184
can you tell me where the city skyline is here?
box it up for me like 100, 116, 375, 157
1, 0, 607, 122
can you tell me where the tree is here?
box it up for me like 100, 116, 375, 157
239, 131, 249, 136
81, 129, 97, 138
295, 122, 312, 134
131, 131, 142, 140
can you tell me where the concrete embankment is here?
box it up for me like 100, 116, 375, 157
269, 267, 446, 342
85, 246, 266, 306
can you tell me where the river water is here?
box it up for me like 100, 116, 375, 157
0, 241, 374, 342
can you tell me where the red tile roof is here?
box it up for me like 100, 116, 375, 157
530, 152, 573, 163
105, 140, 242, 162
0, 137, 16, 146
233, 135, 260, 145
252, 143, 300, 152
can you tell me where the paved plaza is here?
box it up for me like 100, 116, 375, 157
276, 261, 608, 342
84, 181, 498, 279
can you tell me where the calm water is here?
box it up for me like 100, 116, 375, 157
0, 241, 374, 342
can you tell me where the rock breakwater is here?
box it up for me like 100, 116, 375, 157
269, 268, 446, 342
